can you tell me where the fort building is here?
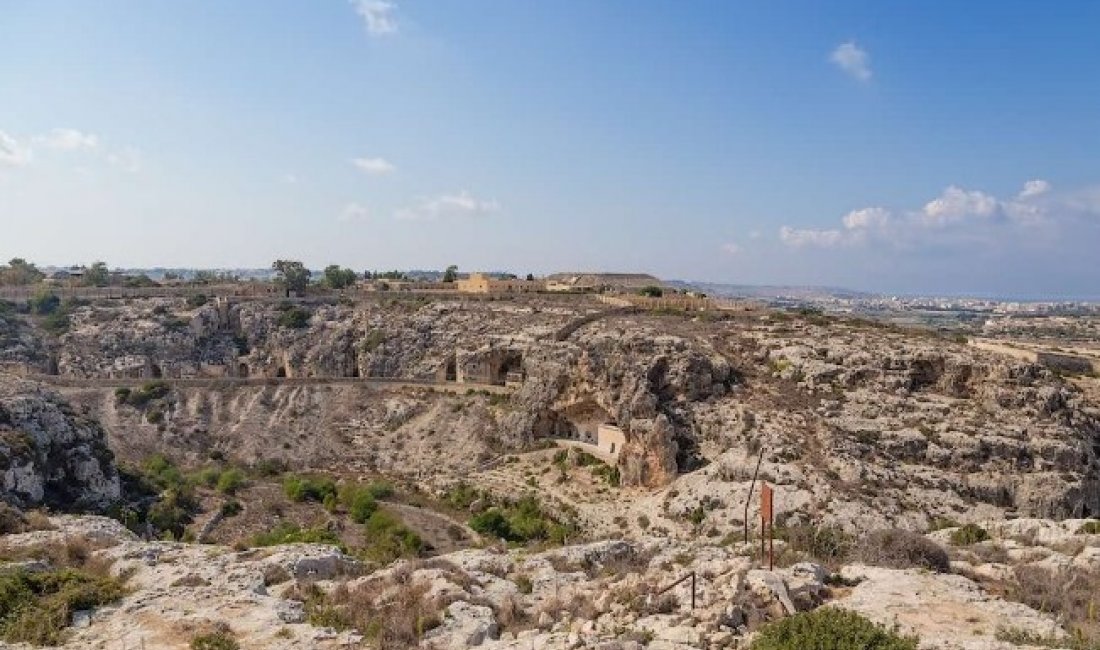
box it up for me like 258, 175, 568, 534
456, 273, 544, 294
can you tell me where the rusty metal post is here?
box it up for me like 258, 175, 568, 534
761, 484, 774, 569
691, 571, 696, 610
743, 447, 765, 544
769, 499, 775, 571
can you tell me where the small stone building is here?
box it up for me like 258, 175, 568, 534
596, 423, 626, 459
457, 273, 543, 294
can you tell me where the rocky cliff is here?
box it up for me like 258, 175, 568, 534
0, 376, 120, 510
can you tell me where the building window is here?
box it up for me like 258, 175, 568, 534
609, 443, 615, 454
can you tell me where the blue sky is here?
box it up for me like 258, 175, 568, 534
1, 1, 1098, 297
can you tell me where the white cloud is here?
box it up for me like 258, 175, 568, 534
34, 128, 98, 151
352, 157, 395, 175
842, 206, 891, 230
749, 230, 762, 240
395, 190, 500, 221
779, 226, 845, 248
921, 186, 999, 225
0, 131, 31, 166
1019, 179, 1052, 199
282, 173, 298, 184
830, 41, 872, 82
720, 242, 741, 255
338, 202, 370, 223
107, 147, 142, 173
780, 179, 1077, 251
351, 0, 397, 35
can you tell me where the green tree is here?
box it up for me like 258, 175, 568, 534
272, 260, 310, 297
322, 265, 358, 290
84, 261, 110, 287
442, 265, 458, 283
639, 285, 663, 298
0, 258, 44, 286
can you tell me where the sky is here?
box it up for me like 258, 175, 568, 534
1, 1, 1099, 298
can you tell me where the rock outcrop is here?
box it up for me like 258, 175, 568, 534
0, 376, 119, 510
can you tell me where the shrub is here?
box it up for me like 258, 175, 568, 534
1078, 520, 1100, 535
190, 625, 240, 650
186, 294, 209, 309
857, 529, 950, 573
777, 524, 852, 566
361, 510, 423, 564
949, 523, 990, 546
220, 500, 242, 518
215, 469, 246, 495
0, 503, 27, 535
0, 567, 125, 645
276, 305, 311, 329
750, 607, 919, 650
467, 496, 576, 545
124, 381, 170, 408
283, 475, 337, 503
252, 522, 343, 549
348, 490, 378, 524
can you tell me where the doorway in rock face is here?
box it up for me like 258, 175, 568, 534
445, 355, 457, 382
151, 364, 163, 379
276, 366, 287, 378
238, 363, 249, 378
496, 351, 523, 385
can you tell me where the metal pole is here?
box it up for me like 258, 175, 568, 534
768, 505, 775, 570
691, 572, 696, 610
743, 447, 765, 544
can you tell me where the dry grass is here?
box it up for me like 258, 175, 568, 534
855, 529, 950, 573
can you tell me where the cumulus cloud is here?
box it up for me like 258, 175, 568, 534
720, 242, 742, 255
0, 131, 31, 166
351, 0, 397, 35
779, 179, 1065, 250
352, 157, 395, 175
34, 128, 98, 151
830, 41, 872, 81
1019, 179, 1052, 199
921, 186, 999, 225
842, 206, 891, 230
338, 202, 370, 223
395, 190, 500, 221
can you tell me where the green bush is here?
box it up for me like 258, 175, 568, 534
283, 475, 337, 503
252, 522, 343, 548
949, 523, 990, 546
216, 469, 246, 495
186, 294, 209, 309
1078, 520, 1100, 535
360, 510, 423, 564
190, 628, 240, 650
750, 607, 919, 650
348, 490, 378, 524
124, 381, 170, 408
28, 290, 60, 316
0, 568, 125, 645
467, 495, 576, 545
276, 305, 311, 329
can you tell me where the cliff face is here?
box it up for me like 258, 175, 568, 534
0, 377, 120, 510
5, 296, 1100, 522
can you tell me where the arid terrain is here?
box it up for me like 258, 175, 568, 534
2, 290, 1100, 649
